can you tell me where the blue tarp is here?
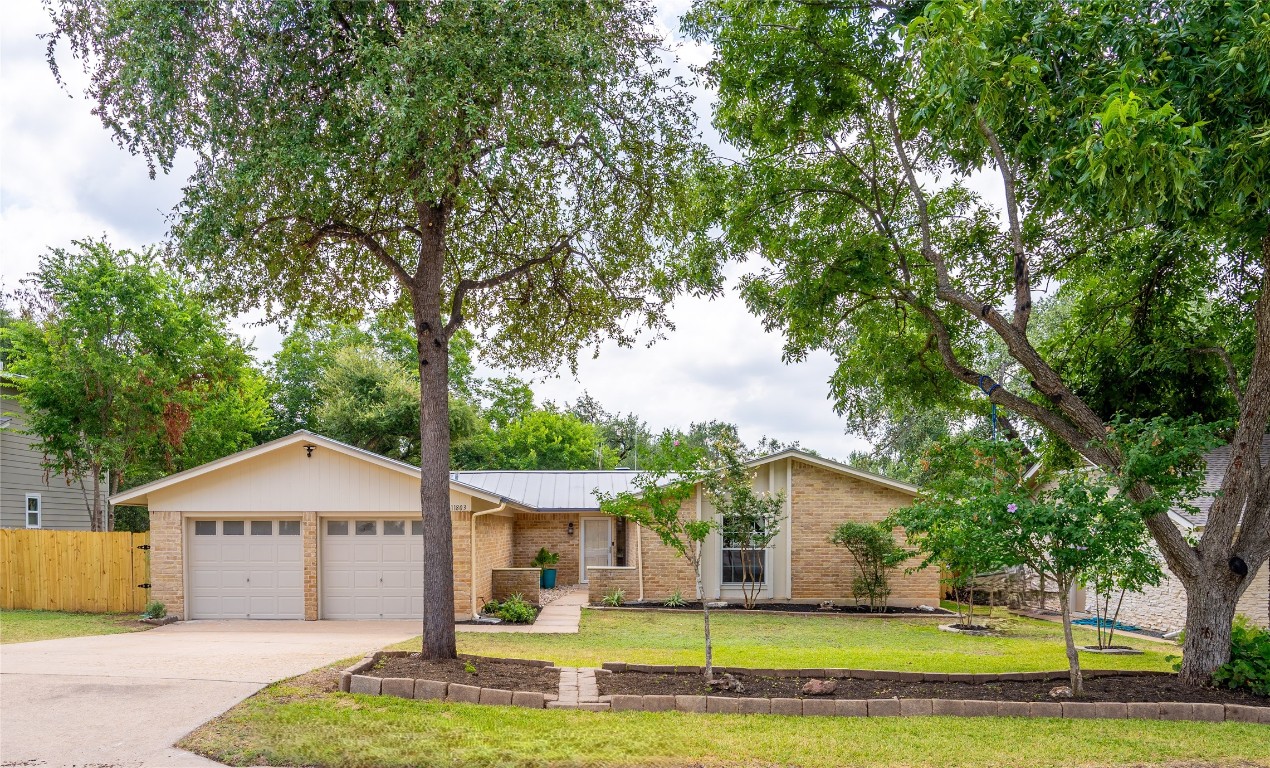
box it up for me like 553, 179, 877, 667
1071, 617, 1143, 633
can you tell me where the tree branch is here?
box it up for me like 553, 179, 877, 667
977, 118, 1032, 332
443, 238, 573, 338
1194, 346, 1244, 405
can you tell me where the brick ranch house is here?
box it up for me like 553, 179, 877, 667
110, 430, 938, 621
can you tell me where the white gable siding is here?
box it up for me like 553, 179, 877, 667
143, 440, 461, 513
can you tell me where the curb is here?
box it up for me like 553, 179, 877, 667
339, 651, 557, 709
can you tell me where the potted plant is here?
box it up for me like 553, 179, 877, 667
531, 547, 560, 589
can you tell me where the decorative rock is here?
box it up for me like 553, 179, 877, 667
706, 696, 741, 714
801, 679, 838, 696
414, 680, 448, 700
349, 675, 381, 695
835, 699, 869, 717
916, 604, 936, 612
512, 691, 546, 709
737, 697, 772, 714
643, 695, 676, 712
610, 694, 643, 712
675, 695, 707, 713
447, 683, 481, 703
771, 698, 803, 716
1048, 685, 1073, 699
801, 698, 836, 716
900, 698, 934, 717
707, 673, 745, 693
867, 698, 901, 717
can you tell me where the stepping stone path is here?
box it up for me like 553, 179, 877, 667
549, 667, 610, 711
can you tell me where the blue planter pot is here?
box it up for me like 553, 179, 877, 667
540, 568, 557, 589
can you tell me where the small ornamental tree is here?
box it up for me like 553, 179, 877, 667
830, 521, 907, 612
703, 438, 784, 609
598, 442, 718, 681
1086, 527, 1164, 650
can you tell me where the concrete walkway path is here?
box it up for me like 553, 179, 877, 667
0, 619, 418, 768
457, 585, 587, 634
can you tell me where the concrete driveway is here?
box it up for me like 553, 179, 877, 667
0, 620, 419, 768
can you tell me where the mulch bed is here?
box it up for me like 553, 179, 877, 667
612, 602, 952, 616
364, 653, 559, 693
597, 670, 1267, 705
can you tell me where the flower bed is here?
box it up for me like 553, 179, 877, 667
340, 651, 558, 708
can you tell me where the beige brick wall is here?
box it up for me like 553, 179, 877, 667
491, 567, 541, 604
635, 499, 701, 601
513, 513, 581, 585
302, 511, 318, 620
588, 566, 642, 604
789, 460, 939, 606
473, 513, 514, 608
453, 511, 472, 618
149, 510, 184, 619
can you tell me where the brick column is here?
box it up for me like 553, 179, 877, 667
149, 511, 185, 619
303, 511, 319, 620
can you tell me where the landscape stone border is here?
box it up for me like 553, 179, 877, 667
339, 654, 1269, 723
339, 650, 558, 709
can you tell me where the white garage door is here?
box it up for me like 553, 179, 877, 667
321, 518, 424, 619
187, 519, 303, 619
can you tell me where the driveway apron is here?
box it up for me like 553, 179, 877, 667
0, 620, 417, 768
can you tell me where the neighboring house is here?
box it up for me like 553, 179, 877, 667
0, 380, 94, 531
109, 430, 938, 621
1090, 435, 1270, 633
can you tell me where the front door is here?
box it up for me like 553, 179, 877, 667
580, 518, 612, 583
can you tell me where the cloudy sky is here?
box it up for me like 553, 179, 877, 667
0, 1, 870, 460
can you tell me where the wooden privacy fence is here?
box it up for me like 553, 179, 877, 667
0, 529, 149, 613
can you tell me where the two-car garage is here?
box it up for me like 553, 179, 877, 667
110, 431, 502, 623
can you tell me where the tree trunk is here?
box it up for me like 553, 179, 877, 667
90, 462, 104, 532
693, 549, 714, 682
1059, 582, 1083, 695
1177, 577, 1241, 686
413, 212, 458, 661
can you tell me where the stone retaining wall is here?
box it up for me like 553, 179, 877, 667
491, 567, 541, 604
339, 654, 1269, 723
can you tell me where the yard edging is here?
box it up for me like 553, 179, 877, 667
340, 654, 1269, 723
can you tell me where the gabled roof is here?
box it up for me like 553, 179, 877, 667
1175, 433, 1270, 529
746, 448, 920, 496
109, 430, 502, 507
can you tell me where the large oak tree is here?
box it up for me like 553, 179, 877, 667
685, 0, 1268, 683
48, 0, 707, 658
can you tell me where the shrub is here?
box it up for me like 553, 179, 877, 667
496, 593, 537, 624
1212, 616, 1270, 696
531, 547, 560, 567
464, 660, 477, 675
664, 589, 686, 608
830, 521, 906, 612
601, 588, 625, 607
141, 601, 166, 620
480, 599, 501, 615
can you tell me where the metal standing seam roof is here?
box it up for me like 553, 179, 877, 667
1177, 433, 1270, 529
450, 470, 645, 511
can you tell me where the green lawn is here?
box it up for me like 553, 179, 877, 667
0, 609, 149, 644
393, 608, 1175, 673
181, 664, 1270, 768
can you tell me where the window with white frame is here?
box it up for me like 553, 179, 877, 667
25, 494, 41, 529
721, 516, 766, 585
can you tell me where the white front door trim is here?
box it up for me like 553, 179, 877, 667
579, 517, 613, 583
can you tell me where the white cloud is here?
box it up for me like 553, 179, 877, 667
1, 0, 872, 460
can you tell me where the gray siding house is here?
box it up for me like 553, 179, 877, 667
1, 383, 93, 530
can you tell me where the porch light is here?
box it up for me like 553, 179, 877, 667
567, 522, 575, 537
304, 444, 316, 457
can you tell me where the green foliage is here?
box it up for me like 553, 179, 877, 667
141, 601, 166, 620
664, 590, 687, 608
1211, 617, 1270, 696
3, 239, 271, 530
464, 661, 478, 675
830, 521, 908, 612
313, 346, 421, 463
480, 600, 501, 616
530, 548, 560, 568
486, 410, 602, 471
495, 594, 538, 625
600, 588, 626, 607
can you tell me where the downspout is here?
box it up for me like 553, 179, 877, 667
636, 522, 645, 602
469, 503, 508, 619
